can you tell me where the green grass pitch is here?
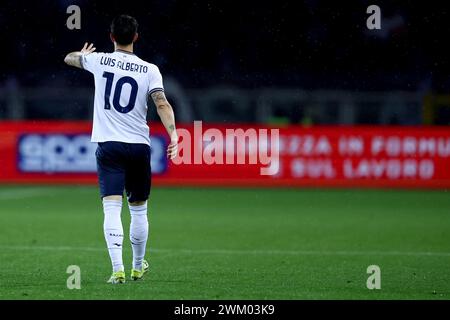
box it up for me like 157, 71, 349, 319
0, 185, 449, 299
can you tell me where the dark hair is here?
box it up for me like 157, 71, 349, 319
110, 15, 138, 45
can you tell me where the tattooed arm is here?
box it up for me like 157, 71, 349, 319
64, 43, 96, 69
150, 90, 178, 159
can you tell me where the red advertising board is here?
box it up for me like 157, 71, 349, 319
1, 121, 450, 188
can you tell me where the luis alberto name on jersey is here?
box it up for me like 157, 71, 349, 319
80, 49, 164, 146
99, 56, 149, 73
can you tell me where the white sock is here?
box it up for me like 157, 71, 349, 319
103, 199, 124, 273
129, 202, 149, 271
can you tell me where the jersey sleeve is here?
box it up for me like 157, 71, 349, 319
148, 66, 164, 95
80, 52, 100, 74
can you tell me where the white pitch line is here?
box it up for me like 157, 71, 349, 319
1, 245, 450, 257
0, 188, 50, 200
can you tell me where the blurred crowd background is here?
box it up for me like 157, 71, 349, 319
1, 0, 449, 125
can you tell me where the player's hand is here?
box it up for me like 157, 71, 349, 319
81, 42, 96, 55
167, 135, 178, 160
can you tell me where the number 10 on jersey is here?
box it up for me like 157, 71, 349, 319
102, 71, 138, 113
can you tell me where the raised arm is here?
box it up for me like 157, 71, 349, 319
150, 90, 178, 159
64, 43, 96, 68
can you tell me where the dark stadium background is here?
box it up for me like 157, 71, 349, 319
1, 0, 450, 301
1, 0, 450, 122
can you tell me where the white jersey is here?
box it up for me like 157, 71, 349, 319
81, 49, 164, 146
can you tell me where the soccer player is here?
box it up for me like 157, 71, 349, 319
64, 15, 178, 284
